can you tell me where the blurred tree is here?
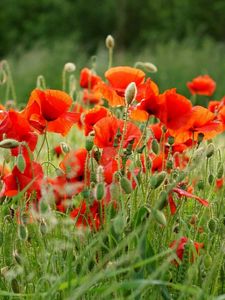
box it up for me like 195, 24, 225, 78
0, 0, 225, 57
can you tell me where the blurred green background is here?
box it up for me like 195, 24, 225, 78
0, 0, 225, 103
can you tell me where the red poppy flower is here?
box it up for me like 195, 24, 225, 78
59, 148, 88, 182
170, 236, 204, 265
158, 89, 192, 130
168, 187, 209, 215
130, 79, 161, 122
0, 110, 38, 154
79, 68, 101, 89
187, 75, 216, 96
70, 200, 104, 230
22, 89, 80, 136
81, 89, 102, 105
53, 145, 63, 158
83, 106, 111, 136
0, 154, 43, 199
93, 116, 141, 149
96, 66, 145, 107
169, 106, 223, 143
45, 175, 84, 212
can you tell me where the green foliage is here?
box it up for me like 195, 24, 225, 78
1, 0, 225, 57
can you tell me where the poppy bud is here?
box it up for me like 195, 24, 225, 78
120, 176, 132, 194
18, 224, 28, 241
197, 133, 204, 144
110, 182, 120, 200
203, 253, 212, 269
166, 159, 173, 170
206, 143, 215, 158
40, 221, 47, 235
125, 82, 137, 105
105, 35, 115, 49
60, 142, 70, 154
207, 218, 218, 233
40, 200, 49, 214
16, 154, 26, 173
0, 138, 19, 149
168, 136, 174, 146
143, 62, 158, 73
217, 162, 223, 179
97, 165, 104, 183
156, 190, 168, 210
85, 136, 94, 152
208, 174, 214, 185
152, 209, 167, 226
151, 139, 159, 154
95, 182, 105, 200
150, 171, 166, 189
113, 215, 125, 234
197, 180, 204, 190
64, 62, 76, 73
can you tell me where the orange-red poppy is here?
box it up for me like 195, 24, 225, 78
93, 116, 141, 149
187, 75, 216, 96
95, 66, 145, 107
80, 68, 101, 89
59, 148, 88, 182
170, 236, 204, 265
130, 79, 161, 122
169, 106, 223, 143
0, 110, 38, 154
22, 89, 80, 136
158, 89, 193, 130
0, 154, 43, 198
83, 106, 111, 136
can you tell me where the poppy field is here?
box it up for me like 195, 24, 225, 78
0, 36, 225, 299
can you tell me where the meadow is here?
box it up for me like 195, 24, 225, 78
0, 37, 225, 300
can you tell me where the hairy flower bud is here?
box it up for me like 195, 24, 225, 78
64, 62, 76, 73
0, 138, 19, 149
105, 35, 115, 49
125, 82, 137, 105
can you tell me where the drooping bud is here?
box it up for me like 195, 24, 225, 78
208, 174, 214, 185
207, 218, 218, 233
152, 209, 167, 226
203, 254, 212, 269
0, 138, 19, 149
95, 182, 105, 200
206, 143, 215, 158
197, 133, 204, 144
60, 142, 70, 154
217, 162, 223, 179
143, 62, 158, 73
120, 176, 132, 194
16, 154, 26, 173
151, 139, 159, 154
18, 224, 28, 241
105, 35, 115, 49
156, 190, 168, 210
96, 165, 104, 183
150, 171, 166, 189
125, 82, 137, 105
64, 62, 76, 73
